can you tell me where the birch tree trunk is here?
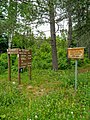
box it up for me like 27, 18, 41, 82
8, 0, 17, 48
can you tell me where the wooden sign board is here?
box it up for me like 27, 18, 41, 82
7, 48, 32, 84
20, 54, 31, 67
7, 48, 20, 54
7, 48, 32, 55
68, 47, 84, 59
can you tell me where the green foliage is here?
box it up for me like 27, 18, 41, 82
32, 41, 52, 69
0, 69, 89, 119
0, 53, 18, 74
0, 36, 90, 72
57, 47, 68, 69
0, 53, 8, 73
0, 81, 29, 119
0, 34, 8, 53
12, 32, 34, 49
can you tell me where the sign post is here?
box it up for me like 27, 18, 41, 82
68, 47, 84, 90
75, 59, 77, 90
7, 48, 32, 84
8, 54, 11, 81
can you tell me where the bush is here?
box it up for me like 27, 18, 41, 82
32, 41, 52, 69
0, 53, 8, 73
0, 38, 90, 72
0, 53, 18, 73
57, 48, 68, 69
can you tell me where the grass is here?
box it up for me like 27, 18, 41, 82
0, 68, 90, 120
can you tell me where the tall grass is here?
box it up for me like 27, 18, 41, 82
0, 69, 89, 120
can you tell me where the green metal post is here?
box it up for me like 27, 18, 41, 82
75, 60, 78, 90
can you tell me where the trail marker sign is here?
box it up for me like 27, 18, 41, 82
7, 48, 32, 84
68, 47, 84, 59
68, 47, 84, 91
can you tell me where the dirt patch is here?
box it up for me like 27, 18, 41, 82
79, 67, 90, 73
26, 81, 61, 97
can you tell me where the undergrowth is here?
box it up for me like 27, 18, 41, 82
0, 69, 89, 120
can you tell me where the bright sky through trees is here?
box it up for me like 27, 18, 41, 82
32, 19, 68, 38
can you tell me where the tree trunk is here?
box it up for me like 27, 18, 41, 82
8, 33, 12, 48
77, 4, 81, 47
68, 11, 72, 48
67, 7, 72, 65
88, 47, 90, 59
8, 0, 17, 48
49, 0, 58, 70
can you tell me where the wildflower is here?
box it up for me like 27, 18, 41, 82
27, 118, 31, 120
35, 115, 38, 119
12, 82, 15, 84
71, 111, 73, 114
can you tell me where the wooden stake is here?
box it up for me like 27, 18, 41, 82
28, 66, 31, 80
75, 60, 78, 90
8, 54, 11, 81
28, 50, 32, 80
18, 54, 21, 84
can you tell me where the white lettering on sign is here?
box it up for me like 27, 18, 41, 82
68, 47, 84, 59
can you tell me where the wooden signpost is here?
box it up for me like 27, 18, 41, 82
7, 48, 32, 84
68, 47, 84, 90
68, 47, 84, 59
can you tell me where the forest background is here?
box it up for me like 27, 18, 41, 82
0, 0, 90, 72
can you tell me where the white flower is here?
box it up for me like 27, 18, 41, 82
35, 115, 38, 119
12, 82, 15, 84
71, 111, 73, 114
27, 118, 31, 120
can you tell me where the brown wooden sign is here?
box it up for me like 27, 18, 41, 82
68, 47, 84, 59
20, 52, 31, 67
7, 48, 19, 54
7, 48, 32, 84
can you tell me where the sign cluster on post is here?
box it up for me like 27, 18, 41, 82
68, 47, 84, 90
7, 48, 32, 84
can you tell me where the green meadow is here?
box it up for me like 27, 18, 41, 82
0, 68, 89, 120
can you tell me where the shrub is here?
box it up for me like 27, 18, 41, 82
0, 53, 8, 73
32, 41, 52, 69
